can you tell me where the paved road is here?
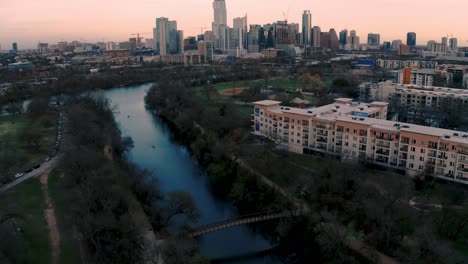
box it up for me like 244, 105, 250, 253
0, 156, 61, 194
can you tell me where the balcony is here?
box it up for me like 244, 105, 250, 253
400, 146, 409, 152
376, 135, 393, 141
428, 144, 438, 150
376, 149, 390, 156
458, 167, 468, 172
437, 163, 447, 168
317, 138, 327, 143
317, 131, 328, 136
359, 139, 367, 144
439, 146, 449, 151
377, 142, 391, 148
401, 139, 410, 144
458, 159, 468, 164
317, 124, 328, 129
337, 128, 343, 132
428, 152, 437, 158
437, 155, 448, 160
459, 149, 468, 155
336, 142, 343, 146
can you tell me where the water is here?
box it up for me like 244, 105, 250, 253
103, 84, 282, 263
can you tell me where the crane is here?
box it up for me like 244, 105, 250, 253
131, 32, 152, 48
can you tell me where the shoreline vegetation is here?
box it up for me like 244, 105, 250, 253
57, 95, 208, 264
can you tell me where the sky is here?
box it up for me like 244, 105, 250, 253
1, 0, 467, 49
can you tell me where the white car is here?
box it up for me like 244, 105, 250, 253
15, 173, 24, 178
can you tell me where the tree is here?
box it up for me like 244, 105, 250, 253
298, 72, 325, 95
5, 102, 22, 115
163, 191, 200, 225
27, 96, 49, 118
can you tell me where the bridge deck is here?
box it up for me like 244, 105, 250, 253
190, 210, 309, 237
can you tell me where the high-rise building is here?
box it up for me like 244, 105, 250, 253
339, 30, 348, 47
441, 37, 448, 47
427, 40, 436, 51
212, 0, 228, 49
247, 24, 262, 53
153, 17, 182, 55
233, 15, 248, 50
406, 32, 416, 47
12, 42, 18, 52
347, 30, 360, 50
392, 40, 402, 50
37, 43, 48, 53
367, 33, 380, 46
329, 29, 339, 50
312, 26, 321, 48
450, 38, 458, 52
302, 10, 312, 46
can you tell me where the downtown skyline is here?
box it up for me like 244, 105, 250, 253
1, 0, 467, 49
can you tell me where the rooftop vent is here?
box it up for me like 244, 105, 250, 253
307, 111, 313, 114
359, 118, 365, 121
402, 125, 410, 128
394, 123, 401, 127
444, 135, 451, 139
454, 133, 460, 136
285, 108, 290, 110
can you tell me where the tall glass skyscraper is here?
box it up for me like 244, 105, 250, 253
407, 32, 416, 47
302, 10, 312, 46
212, 0, 227, 49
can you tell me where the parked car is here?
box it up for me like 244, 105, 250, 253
1, 178, 14, 184
14, 173, 24, 178
25, 169, 33, 173
33, 164, 41, 169
44, 157, 50, 162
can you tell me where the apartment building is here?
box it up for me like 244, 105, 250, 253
253, 99, 468, 184
376, 59, 438, 70
359, 81, 468, 107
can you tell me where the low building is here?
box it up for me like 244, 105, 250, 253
253, 99, 468, 184
102, 50, 132, 58
7, 61, 33, 72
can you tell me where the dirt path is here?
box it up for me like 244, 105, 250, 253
40, 172, 61, 264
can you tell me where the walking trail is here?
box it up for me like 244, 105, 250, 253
40, 172, 61, 264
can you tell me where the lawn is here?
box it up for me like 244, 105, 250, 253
0, 178, 51, 264
48, 169, 82, 264
211, 78, 299, 93
0, 112, 58, 181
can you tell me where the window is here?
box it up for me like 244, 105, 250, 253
420, 157, 425, 162
410, 155, 415, 160
353, 129, 358, 134
420, 149, 425, 154
419, 165, 424, 170
411, 147, 416, 152
353, 136, 357, 141
409, 163, 414, 168
346, 128, 350, 132
297, 140, 300, 143
297, 133, 301, 136
411, 139, 417, 144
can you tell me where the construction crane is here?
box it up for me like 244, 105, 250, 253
131, 32, 152, 48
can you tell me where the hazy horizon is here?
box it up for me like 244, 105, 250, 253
1, 0, 467, 49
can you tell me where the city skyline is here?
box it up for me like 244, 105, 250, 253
1, 0, 467, 49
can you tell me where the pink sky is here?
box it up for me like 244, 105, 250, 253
1, 0, 467, 49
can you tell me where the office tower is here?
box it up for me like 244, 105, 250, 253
37, 43, 49, 53
312, 26, 321, 48
197, 34, 204, 41
339, 30, 348, 47
233, 15, 248, 50
263, 24, 275, 49
450, 38, 458, 52
427, 40, 436, 51
197, 41, 207, 63
347, 30, 360, 50
406, 32, 416, 47
229, 27, 242, 50
12, 42, 18, 52
367, 33, 381, 46
383, 42, 391, 50
392, 39, 402, 50
329, 29, 339, 50
442, 37, 448, 47
153, 17, 182, 55
212, 0, 227, 49
184, 36, 198, 51
302, 10, 312, 46
247, 24, 262, 53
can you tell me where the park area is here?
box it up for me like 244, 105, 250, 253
0, 111, 58, 182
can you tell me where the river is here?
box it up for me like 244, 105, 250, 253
102, 83, 283, 263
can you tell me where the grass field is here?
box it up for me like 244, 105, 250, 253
212, 78, 299, 93
1, 178, 51, 264
0, 112, 58, 181
48, 169, 82, 264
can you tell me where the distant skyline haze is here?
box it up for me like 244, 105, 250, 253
1, 0, 467, 49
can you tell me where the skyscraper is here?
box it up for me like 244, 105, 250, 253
450, 38, 458, 52
12, 42, 18, 52
233, 15, 247, 50
367, 33, 381, 46
212, 0, 227, 49
339, 30, 348, 47
302, 10, 312, 46
312, 26, 321, 48
347, 30, 360, 50
247, 24, 262, 53
406, 32, 416, 47
153, 17, 182, 55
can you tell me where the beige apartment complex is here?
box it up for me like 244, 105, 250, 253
253, 98, 468, 184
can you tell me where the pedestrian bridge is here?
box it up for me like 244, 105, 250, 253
189, 209, 310, 238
